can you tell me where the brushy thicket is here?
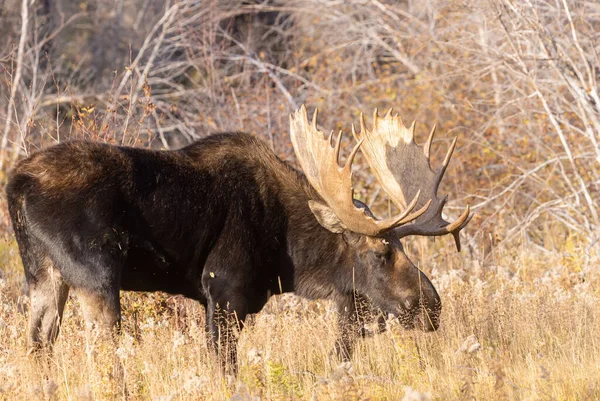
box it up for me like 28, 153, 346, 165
0, 0, 599, 400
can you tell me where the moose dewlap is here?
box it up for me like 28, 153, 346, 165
6, 105, 471, 371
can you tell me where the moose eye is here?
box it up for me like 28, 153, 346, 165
371, 250, 389, 263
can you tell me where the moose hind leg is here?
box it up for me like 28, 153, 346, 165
28, 260, 70, 353
78, 288, 121, 340
71, 238, 125, 341
78, 287, 127, 395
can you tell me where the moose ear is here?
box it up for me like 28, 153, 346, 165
308, 200, 347, 233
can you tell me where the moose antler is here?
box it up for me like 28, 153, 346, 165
290, 105, 431, 237
352, 109, 472, 250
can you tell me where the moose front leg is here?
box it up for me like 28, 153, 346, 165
205, 294, 248, 374
334, 292, 373, 361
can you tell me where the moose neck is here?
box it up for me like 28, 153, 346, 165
283, 187, 364, 301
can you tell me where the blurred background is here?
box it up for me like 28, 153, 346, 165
0, 0, 599, 264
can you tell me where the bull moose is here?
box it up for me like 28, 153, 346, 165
6, 106, 471, 371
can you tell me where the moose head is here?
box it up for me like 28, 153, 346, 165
290, 106, 472, 332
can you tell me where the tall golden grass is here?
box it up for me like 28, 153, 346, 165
1, 234, 597, 400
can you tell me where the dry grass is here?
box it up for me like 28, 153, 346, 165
0, 235, 598, 401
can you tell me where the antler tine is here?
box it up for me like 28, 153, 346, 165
334, 130, 343, 165
435, 136, 458, 192
451, 208, 474, 251
372, 109, 379, 131
398, 200, 432, 226
446, 204, 471, 232
424, 124, 436, 159
351, 123, 359, 141
402, 189, 421, 216
393, 191, 432, 225
345, 136, 363, 173
442, 137, 457, 169
404, 120, 415, 144
360, 112, 367, 137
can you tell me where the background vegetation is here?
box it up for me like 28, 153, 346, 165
0, 0, 598, 399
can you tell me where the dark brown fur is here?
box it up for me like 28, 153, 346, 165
6, 133, 441, 371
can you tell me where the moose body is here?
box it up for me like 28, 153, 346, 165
7, 107, 470, 370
